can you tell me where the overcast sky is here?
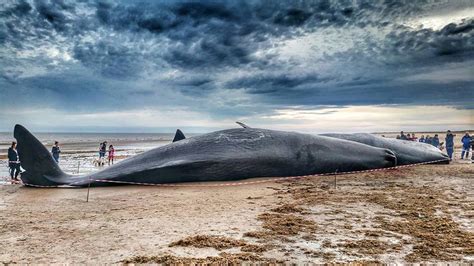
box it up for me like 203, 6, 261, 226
0, 0, 473, 133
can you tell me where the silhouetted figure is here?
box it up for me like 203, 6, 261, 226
432, 134, 440, 148
51, 141, 61, 163
425, 135, 432, 145
419, 135, 425, 143
99, 141, 107, 159
8, 141, 21, 183
400, 131, 407, 140
445, 130, 455, 160
461, 132, 471, 159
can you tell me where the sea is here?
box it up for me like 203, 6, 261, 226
0, 132, 187, 184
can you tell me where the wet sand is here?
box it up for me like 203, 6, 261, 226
0, 161, 472, 264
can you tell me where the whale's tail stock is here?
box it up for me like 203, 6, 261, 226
14, 124, 71, 187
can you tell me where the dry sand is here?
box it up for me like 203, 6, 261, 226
0, 161, 473, 264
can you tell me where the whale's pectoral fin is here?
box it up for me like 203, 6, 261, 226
14, 124, 70, 187
172, 129, 186, 142
236, 121, 251, 128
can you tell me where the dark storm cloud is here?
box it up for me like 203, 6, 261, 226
1, 0, 459, 72
226, 73, 333, 94
385, 19, 474, 58
87, 0, 427, 71
226, 72, 474, 108
0, 0, 473, 118
1, 0, 32, 17
72, 40, 150, 79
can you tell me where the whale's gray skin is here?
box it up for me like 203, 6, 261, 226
321, 133, 449, 165
14, 124, 397, 187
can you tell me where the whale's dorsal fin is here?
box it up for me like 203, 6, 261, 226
236, 121, 251, 128
172, 129, 186, 142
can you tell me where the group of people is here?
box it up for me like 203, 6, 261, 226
397, 131, 442, 147
99, 141, 115, 165
396, 131, 420, 142
396, 130, 473, 161
418, 134, 441, 147
397, 131, 443, 148
49, 141, 116, 165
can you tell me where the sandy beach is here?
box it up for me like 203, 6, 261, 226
1, 159, 472, 264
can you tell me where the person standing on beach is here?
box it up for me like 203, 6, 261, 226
461, 132, 471, 159
108, 144, 115, 165
432, 134, 440, 148
425, 135, 432, 145
470, 139, 474, 163
8, 141, 21, 183
400, 131, 407, 140
419, 135, 425, 143
445, 130, 455, 160
51, 141, 61, 163
99, 141, 107, 159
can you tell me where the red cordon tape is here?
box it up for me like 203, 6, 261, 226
16, 158, 450, 188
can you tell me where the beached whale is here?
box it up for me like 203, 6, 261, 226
14, 124, 397, 187
320, 133, 449, 165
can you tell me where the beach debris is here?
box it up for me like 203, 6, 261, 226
168, 235, 270, 253
122, 252, 282, 264
270, 203, 305, 214
244, 212, 317, 242
169, 235, 247, 250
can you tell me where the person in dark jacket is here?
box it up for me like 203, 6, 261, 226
445, 130, 456, 160
99, 141, 107, 159
51, 141, 61, 163
400, 131, 407, 140
425, 135, 432, 145
432, 134, 440, 148
8, 141, 21, 183
471, 139, 474, 163
461, 132, 471, 159
419, 135, 425, 143
471, 137, 474, 163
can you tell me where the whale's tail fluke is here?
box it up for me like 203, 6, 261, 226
172, 129, 186, 142
14, 124, 71, 187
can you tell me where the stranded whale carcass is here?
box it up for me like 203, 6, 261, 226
14, 124, 396, 187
